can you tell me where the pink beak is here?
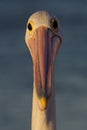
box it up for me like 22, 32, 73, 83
28, 27, 61, 110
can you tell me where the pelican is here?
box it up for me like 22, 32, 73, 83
25, 11, 62, 130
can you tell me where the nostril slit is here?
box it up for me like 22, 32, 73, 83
48, 29, 53, 38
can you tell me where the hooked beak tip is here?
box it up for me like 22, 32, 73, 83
37, 96, 48, 111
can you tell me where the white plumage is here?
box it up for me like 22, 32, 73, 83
25, 11, 62, 130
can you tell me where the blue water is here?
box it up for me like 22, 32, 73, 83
0, 0, 87, 130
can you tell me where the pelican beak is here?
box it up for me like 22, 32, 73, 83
28, 27, 61, 110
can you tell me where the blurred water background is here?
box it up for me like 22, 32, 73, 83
0, 0, 87, 130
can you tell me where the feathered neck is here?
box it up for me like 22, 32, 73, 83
31, 82, 56, 130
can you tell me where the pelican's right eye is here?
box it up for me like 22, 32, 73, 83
28, 23, 32, 31
27, 20, 34, 35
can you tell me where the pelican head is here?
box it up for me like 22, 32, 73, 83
25, 11, 62, 111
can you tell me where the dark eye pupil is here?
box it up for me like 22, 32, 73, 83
53, 20, 58, 29
28, 23, 32, 31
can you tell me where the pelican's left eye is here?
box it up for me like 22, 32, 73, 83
50, 18, 58, 33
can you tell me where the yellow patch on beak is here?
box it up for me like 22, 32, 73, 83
40, 97, 47, 108
37, 96, 48, 110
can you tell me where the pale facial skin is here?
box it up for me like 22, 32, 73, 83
25, 11, 62, 111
